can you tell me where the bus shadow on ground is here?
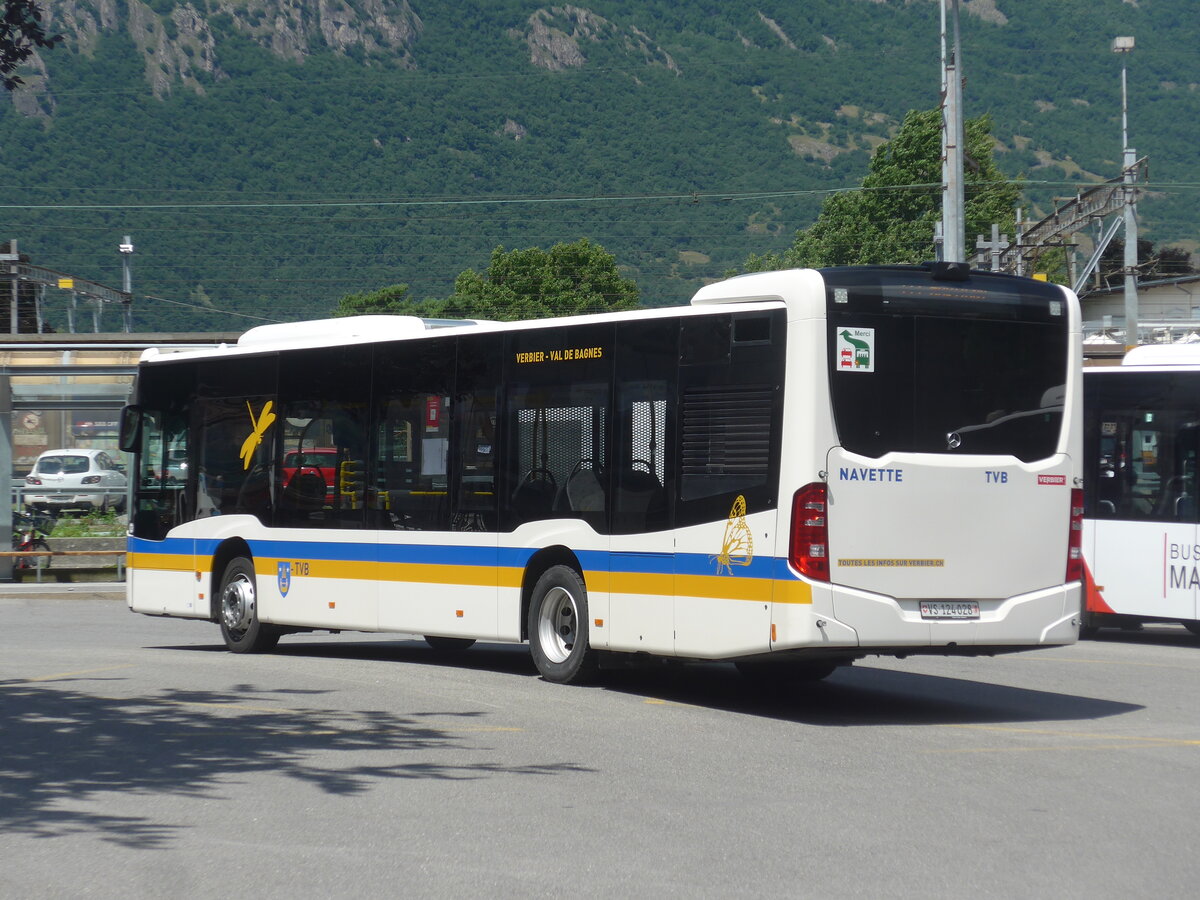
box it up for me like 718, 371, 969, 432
1083, 624, 1200, 650
595, 662, 1143, 727
169, 637, 1142, 729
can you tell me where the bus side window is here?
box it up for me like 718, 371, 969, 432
502, 325, 611, 531
131, 409, 190, 540
375, 395, 450, 531
371, 337, 458, 531
274, 348, 370, 530
453, 390, 497, 532
612, 318, 678, 535
675, 310, 786, 528
506, 385, 609, 529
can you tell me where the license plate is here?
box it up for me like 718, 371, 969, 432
919, 601, 980, 620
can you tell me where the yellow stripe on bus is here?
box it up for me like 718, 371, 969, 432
127, 553, 194, 573
606, 572, 813, 604
129, 554, 812, 604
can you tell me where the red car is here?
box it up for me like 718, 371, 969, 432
282, 448, 338, 505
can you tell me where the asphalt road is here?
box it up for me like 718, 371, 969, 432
2, 587, 1198, 899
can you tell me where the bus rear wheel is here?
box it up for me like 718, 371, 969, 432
1183, 621, 1200, 637
218, 557, 280, 653
528, 565, 597, 684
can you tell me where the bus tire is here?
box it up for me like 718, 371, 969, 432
424, 636, 477, 652
218, 557, 280, 653
1183, 621, 1200, 637
528, 565, 597, 684
735, 658, 844, 684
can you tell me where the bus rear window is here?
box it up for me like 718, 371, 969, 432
825, 273, 1069, 463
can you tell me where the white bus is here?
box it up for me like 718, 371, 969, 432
120, 264, 1083, 684
1083, 344, 1200, 636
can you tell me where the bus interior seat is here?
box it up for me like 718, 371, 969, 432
282, 470, 327, 513
615, 467, 665, 527
511, 469, 557, 521
556, 461, 605, 514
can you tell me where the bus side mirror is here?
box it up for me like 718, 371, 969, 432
119, 405, 143, 453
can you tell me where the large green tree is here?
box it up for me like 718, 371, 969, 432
2, 0, 60, 89
746, 109, 1021, 270
332, 283, 426, 318
445, 238, 640, 321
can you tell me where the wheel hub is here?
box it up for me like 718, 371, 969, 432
538, 587, 577, 663
221, 574, 255, 633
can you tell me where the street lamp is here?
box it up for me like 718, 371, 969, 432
1112, 36, 1135, 152
1112, 37, 1138, 350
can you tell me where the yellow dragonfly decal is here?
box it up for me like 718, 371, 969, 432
239, 400, 277, 470
712, 494, 753, 574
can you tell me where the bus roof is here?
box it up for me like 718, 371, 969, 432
136, 285, 794, 365
1120, 343, 1200, 367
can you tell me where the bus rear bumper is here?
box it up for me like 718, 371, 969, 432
820, 582, 1081, 649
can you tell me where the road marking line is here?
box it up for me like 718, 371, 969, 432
2, 664, 135, 684
946, 723, 1200, 743
1008, 656, 1200, 671
924, 742, 1200, 754
928, 723, 1200, 753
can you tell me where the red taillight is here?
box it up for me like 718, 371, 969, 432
790, 482, 829, 582
25, 476, 41, 485
1066, 487, 1084, 583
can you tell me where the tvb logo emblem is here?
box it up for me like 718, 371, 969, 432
277, 561, 292, 596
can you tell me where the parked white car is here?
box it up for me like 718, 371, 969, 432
24, 448, 128, 514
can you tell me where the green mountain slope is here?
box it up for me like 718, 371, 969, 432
2, 0, 1196, 331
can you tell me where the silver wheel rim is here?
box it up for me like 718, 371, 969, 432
536, 585, 579, 664
221, 572, 255, 635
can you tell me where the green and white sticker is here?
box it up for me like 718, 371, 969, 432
836, 327, 875, 372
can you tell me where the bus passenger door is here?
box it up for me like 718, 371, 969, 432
671, 313, 781, 658
607, 403, 675, 655
375, 338, 502, 640
127, 407, 202, 617
606, 320, 678, 655
1091, 407, 1200, 622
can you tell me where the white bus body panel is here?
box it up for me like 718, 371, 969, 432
376, 529, 503, 640
127, 561, 201, 618
1087, 520, 1199, 621
825, 451, 1077, 647
670, 509, 777, 659
827, 450, 1072, 599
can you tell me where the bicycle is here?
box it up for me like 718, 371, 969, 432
12, 510, 56, 570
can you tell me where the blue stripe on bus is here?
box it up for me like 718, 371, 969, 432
129, 535, 797, 581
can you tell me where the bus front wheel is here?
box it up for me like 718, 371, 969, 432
218, 557, 280, 653
528, 565, 597, 684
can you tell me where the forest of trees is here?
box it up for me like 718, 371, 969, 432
1, 1, 1197, 331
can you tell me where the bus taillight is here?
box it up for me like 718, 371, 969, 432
1066, 487, 1084, 583
791, 482, 829, 582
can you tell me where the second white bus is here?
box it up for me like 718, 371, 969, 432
1083, 344, 1200, 636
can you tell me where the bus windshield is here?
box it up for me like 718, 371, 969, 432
824, 269, 1069, 462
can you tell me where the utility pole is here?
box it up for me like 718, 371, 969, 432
977, 225, 1009, 272
119, 236, 134, 333
1113, 36, 1138, 350
4, 239, 17, 334
940, 0, 966, 262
